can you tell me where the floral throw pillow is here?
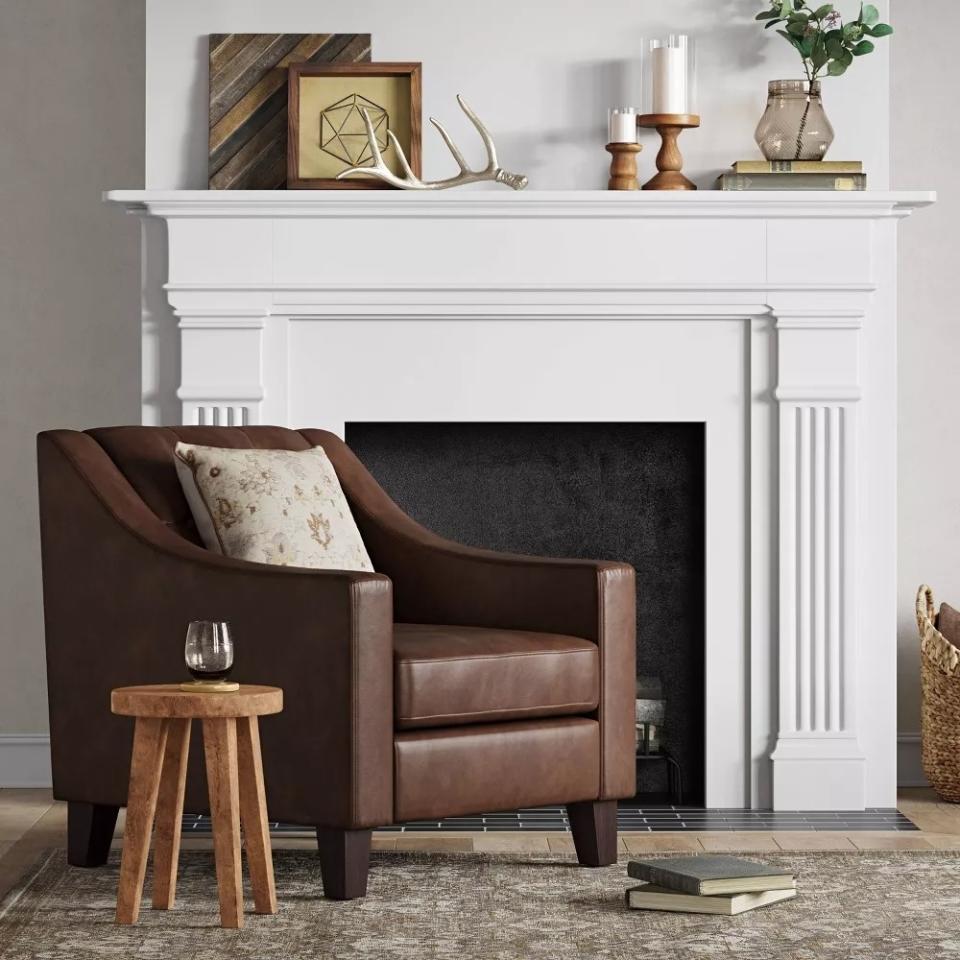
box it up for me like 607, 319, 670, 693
173, 442, 374, 572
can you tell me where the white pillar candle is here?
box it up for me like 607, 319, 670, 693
651, 45, 688, 114
608, 108, 638, 144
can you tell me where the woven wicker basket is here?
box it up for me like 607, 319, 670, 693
918, 584, 960, 802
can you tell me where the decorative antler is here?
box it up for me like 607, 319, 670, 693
337, 95, 528, 191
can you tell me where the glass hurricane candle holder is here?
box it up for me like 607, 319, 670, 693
606, 108, 642, 190
608, 107, 638, 144
639, 35, 699, 190
182, 620, 238, 692
641, 35, 697, 117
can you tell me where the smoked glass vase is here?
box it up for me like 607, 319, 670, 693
754, 80, 834, 161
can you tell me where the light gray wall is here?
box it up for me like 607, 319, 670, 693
892, 0, 958, 769
0, 0, 144, 736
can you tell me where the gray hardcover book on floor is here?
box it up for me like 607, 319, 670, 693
625, 884, 797, 915
627, 855, 796, 896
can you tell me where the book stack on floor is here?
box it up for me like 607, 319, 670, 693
717, 160, 866, 192
625, 855, 797, 916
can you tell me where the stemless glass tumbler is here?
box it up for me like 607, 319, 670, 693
184, 620, 234, 683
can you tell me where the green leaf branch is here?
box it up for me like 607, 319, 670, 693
755, 2, 893, 83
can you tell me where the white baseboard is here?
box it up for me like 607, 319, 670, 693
897, 732, 929, 788
0, 735, 52, 787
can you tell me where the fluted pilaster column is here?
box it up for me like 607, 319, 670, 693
771, 310, 865, 809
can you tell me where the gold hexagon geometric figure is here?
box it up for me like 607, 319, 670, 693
319, 93, 389, 167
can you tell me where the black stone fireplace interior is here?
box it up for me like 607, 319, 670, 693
346, 422, 706, 805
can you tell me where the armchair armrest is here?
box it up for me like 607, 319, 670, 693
37, 431, 393, 828
309, 429, 637, 800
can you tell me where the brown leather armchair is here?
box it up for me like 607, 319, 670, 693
37, 426, 636, 898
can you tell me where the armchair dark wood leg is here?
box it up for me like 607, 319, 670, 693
567, 800, 618, 867
316, 827, 372, 900
67, 801, 120, 867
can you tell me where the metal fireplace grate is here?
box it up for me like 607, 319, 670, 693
180, 805, 917, 835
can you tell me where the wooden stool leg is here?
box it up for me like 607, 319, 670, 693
151, 718, 191, 910
116, 718, 168, 924
203, 717, 244, 929
237, 716, 277, 914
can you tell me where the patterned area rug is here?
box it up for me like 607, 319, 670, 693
2, 850, 959, 959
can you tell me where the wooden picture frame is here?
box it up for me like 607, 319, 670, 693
287, 62, 422, 189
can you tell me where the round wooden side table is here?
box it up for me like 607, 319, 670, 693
111, 684, 283, 929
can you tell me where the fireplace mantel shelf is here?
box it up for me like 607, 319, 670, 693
113, 184, 932, 813
106, 189, 933, 220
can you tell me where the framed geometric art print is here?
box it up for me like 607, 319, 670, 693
286, 62, 422, 189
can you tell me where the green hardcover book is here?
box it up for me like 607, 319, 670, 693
627, 855, 796, 896
717, 172, 866, 191
732, 160, 863, 174
625, 884, 797, 916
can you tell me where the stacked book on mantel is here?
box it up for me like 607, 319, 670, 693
625, 855, 797, 916
717, 160, 866, 191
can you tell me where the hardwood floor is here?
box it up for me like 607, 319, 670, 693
0, 788, 957, 904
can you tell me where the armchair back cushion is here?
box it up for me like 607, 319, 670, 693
87, 426, 316, 545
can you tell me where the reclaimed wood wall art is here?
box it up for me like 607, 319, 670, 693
208, 34, 372, 189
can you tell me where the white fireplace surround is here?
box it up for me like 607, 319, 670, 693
108, 189, 933, 811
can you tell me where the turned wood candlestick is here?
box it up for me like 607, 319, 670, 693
605, 142, 643, 191
637, 114, 700, 191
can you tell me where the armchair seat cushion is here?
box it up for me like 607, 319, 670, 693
394, 623, 599, 730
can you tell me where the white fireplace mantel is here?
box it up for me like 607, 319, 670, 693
108, 189, 934, 811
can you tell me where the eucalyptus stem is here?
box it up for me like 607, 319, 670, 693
794, 96, 812, 160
